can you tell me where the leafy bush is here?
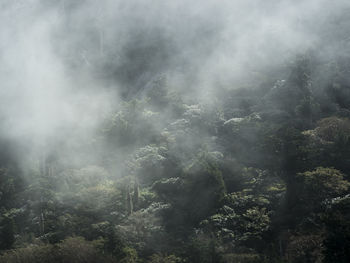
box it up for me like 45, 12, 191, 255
0, 237, 116, 263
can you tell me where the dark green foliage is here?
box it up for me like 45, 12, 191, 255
147, 253, 181, 263
2, 52, 350, 263
285, 233, 324, 263
0, 167, 22, 210
183, 153, 226, 224
222, 253, 261, 263
296, 167, 349, 202
185, 234, 224, 263
323, 195, 350, 263
0, 237, 116, 263
0, 215, 15, 250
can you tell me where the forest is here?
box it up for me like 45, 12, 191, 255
1, 0, 350, 262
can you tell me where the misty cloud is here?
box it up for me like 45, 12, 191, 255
0, 0, 349, 155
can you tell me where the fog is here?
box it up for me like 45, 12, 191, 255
2, 1, 350, 261
0, 0, 349, 167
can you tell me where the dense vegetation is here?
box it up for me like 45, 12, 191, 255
1, 54, 350, 262
1, 1, 350, 262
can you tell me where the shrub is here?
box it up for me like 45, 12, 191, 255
0, 236, 115, 263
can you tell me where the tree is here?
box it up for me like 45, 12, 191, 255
0, 215, 15, 250
292, 167, 350, 217
323, 195, 350, 263
183, 151, 226, 226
